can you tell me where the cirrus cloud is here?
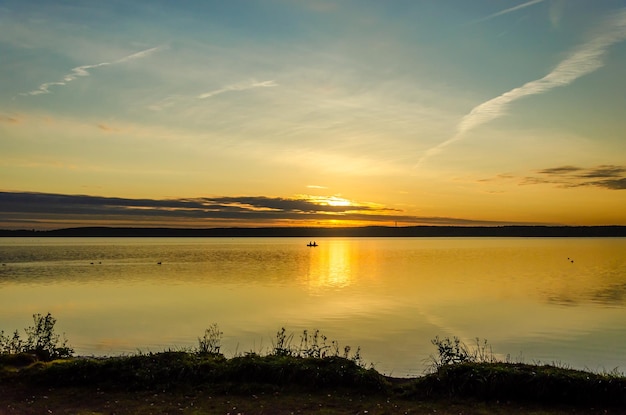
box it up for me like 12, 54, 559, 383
20, 46, 162, 96
417, 8, 626, 166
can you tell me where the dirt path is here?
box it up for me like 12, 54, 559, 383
1, 385, 615, 415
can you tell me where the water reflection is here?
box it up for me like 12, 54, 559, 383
0, 237, 625, 375
591, 283, 626, 306
306, 240, 353, 290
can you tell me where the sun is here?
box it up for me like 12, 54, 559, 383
300, 194, 355, 208
324, 196, 352, 207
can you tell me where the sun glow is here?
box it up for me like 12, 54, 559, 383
302, 195, 354, 208
324, 196, 352, 207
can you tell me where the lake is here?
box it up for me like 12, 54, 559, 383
1, 237, 625, 377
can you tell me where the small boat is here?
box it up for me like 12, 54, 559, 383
307, 241, 318, 247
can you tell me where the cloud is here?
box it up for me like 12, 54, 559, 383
478, 165, 626, 190
147, 79, 277, 111
597, 178, 626, 190
417, 9, 626, 166
198, 80, 278, 99
116, 46, 161, 63
521, 165, 626, 190
549, 0, 567, 28
536, 166, 583, 175
471, 0, 546, 24
576, 165, 626, 179
0, 192, 392, 219
0, 114, 20, 124
20, 46, 161, 96
97, 123, 119, 132
477, 173, 516, 183
24, 81, 67, 96
0, 191, 526, 229
148, 95, 184, 112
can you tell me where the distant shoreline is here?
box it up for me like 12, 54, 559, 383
1, 225, 625, 238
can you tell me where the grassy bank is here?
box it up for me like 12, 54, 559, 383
2, 315, 625, 414
2, 353, 625, 414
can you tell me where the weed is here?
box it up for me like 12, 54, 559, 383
271, 327, 294, 357
269, 328, 364, 366
0, 330, 24, 355
197, 323, 222, 355
0, 313, 73, 361
429, 336, 495, 370
298, 329, 329, 358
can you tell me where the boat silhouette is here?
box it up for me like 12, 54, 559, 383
307, 241, 318, 247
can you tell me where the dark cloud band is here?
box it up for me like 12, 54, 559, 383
526, 165, 626, 190
0, 191, 523, 229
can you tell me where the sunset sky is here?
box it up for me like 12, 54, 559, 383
1, 0, 626, 229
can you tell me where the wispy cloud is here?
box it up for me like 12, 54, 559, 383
21, 46, 161, 96
549, 0, 567, 28
417, 9, 626, 166
0, 114, 21, 124
198, 80, 278, 99
97, 123, 120, 133
148, 95, 184, 112
490, 164, 626, 190
147, 79, 278, 110
536, 166, 583, 175
471, 0, 546, 24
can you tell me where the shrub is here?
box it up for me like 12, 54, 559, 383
430, 336, 494, 370
0, 330, 24, 355
0, 313, 73, 361
197, 323, 223, 355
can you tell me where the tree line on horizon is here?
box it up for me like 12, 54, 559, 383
1, 225, 625, 238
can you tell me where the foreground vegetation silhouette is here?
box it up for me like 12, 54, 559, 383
2, 315, 626, 413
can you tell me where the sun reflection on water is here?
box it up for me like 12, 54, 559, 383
306, 240, 354, 290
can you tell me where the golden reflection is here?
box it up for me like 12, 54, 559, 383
306, 240, 354, 290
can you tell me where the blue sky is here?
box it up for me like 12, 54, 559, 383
1, 0, 626, 229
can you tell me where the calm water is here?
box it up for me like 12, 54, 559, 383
1, 237, 625, 377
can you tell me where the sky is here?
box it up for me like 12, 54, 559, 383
1, 0, 626, 229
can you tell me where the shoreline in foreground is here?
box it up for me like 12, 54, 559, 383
2, 352, 625, 414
